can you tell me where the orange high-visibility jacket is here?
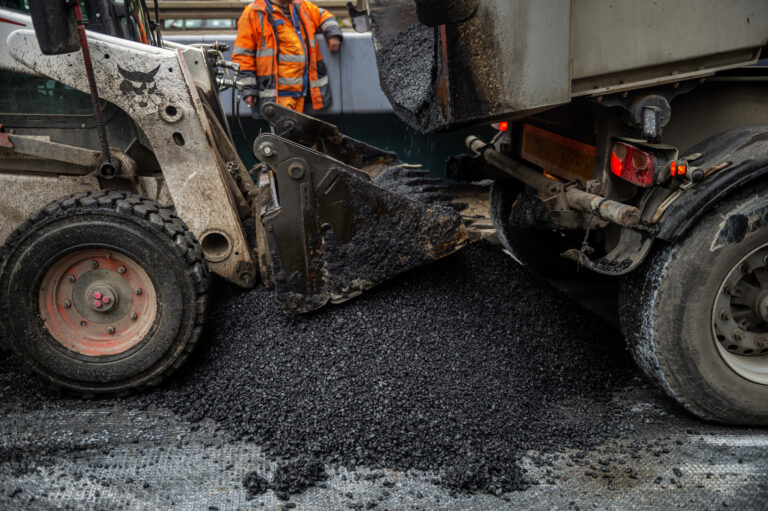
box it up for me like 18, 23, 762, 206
232, 0, 341, 112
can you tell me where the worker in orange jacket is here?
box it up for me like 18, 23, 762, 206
232, 0, 342, 114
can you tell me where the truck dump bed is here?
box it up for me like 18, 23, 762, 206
368, 0, 768, 132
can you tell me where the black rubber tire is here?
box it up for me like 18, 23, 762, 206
0, 190, 209, 396
490, 179, 579, 278
620, 185, 768, 424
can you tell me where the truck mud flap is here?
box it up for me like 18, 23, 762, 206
253, 134, 470, 313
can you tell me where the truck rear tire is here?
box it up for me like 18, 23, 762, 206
0, 190, 209, 396
620, 185, 768, 424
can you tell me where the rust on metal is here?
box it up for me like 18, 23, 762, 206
435, 25, 454, 123
565, 187, 640, 227
704, 161, 732, 178
469, 134, 640, 228
38, 249, 157, 357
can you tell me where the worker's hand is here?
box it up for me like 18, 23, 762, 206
327, 36, 341, 53
243, 95, 257, 107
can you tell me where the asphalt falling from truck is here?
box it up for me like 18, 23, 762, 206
375, 24, 447, 134
155, 241, 634, 495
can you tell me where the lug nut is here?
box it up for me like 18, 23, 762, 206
135, 288, 142, 295
118, 266, 126, 274
62, 300, 71, 309
107, 326, 115, 334
94, 292, 102, 300
103, 296, 110, 304
67, 275, 76, 283
720, 310, 731, 321
757, 337, 768, 349
733, 328, 746, 341
80, 321, 87, 328
725, 286, 736, 296
739, 263, 752, 274
130, 312, 138, 321
94, 300, 103, 308
90, 261, 99, 268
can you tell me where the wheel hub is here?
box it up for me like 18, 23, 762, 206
759, 295, 768, 323
38, 249, 157, 357
713, 245, 768, 357
87, 284, 118, 312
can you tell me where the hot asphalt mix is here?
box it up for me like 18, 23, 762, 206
1, 242, 767, 510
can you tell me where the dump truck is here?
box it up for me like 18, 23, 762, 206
1, 1, 767, 425
360, 0, 768, 424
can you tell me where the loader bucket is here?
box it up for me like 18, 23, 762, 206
252, 133, 469, 313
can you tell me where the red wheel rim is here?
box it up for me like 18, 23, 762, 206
38, 249, 157, 357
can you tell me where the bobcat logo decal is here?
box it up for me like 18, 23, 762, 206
118, 64, 163, 107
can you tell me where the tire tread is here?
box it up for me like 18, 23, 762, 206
0, 190, 210, 396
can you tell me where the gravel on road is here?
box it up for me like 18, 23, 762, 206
157, 241, 635, 494
3, 242, 767, 511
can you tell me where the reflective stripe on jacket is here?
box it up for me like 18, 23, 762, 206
232, 0, 341, 112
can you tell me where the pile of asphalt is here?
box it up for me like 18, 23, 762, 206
159, 241, 635, 494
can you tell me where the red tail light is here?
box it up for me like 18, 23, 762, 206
491, 121, 509, 132
610, 142, 656, 187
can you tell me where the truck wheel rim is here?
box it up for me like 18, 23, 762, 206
712, 242, 768, 384
38, 249, 158, 357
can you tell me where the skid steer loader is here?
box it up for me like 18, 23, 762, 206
0, 1, 472, 395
